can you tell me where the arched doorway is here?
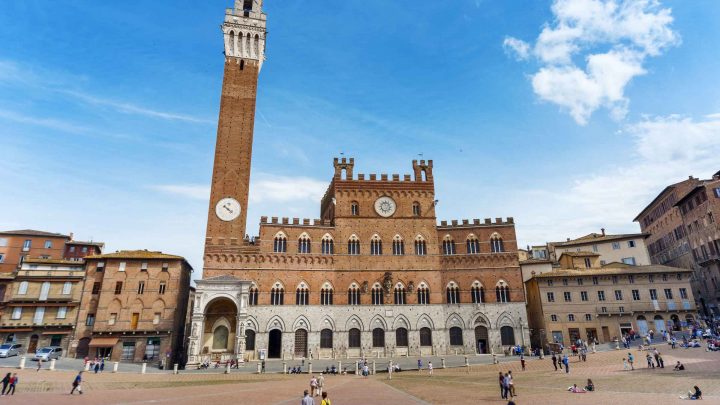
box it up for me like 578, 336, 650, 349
245, 330, 256, 351
268, 329, 282, 358
671, 314, 681, 331
294, 329, 308, 357
475, 326, 489, 353
653, 315, 666, 333
419, 327, 432, 346
76, 337, 90, 358
500, 326, 515, 346
28, 334, 39, 354
372, 328, 385, 348
636, 315, 649, 336
395, 328, 408, 347
203, 298, 238, 356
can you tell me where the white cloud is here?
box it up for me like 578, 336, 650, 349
151, 174, 327, 204
505, 0, 679, 124
513, 113, 720, 244
503, 37, 530, 60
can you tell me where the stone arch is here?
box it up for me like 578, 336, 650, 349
443, 234, 453, 241
445, 313, 466, 329
202, 293, 240, 315
392, 314, 410, 330
416, 313, 435, 330
495, 312, 516, 329
266, 315, 286, 332
292, 315, 312, 332
319, 316, 336, 331
369, 314, 388, 330
244, 316, 259, 332
211, 315, 232, 332
345, 314, 364, 331
471, 312, 491, 327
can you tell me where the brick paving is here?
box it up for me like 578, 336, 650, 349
0, 346, 717, 404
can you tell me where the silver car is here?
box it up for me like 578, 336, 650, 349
33, 346, 62, 361
0, 343, 22, 358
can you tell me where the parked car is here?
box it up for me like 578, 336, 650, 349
0, 343, 23, 358
33, 346, 62, 361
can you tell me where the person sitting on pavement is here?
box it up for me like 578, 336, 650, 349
567, 384, 586, 393
585, 379, 595, 392
674, 361, 685, 371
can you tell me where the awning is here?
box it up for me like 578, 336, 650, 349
42, 331, 73, 335
89, 337, 119, 347
0, 328, 33, 333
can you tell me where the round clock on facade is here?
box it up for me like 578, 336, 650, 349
374, 196, 397, 217
215, 197, 241, 222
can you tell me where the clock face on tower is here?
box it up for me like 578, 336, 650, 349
215, 197, 241, 222
374, 196, 397, 217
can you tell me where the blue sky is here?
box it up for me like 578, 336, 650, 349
1, 0, 720, 276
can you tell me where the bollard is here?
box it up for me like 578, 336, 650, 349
372, 361, 376, 375
256, 362, 262, 374
338, 360, 342, 374
18, 356, 26, 370
283, 362, 287, 374
355, 361, 359, 376
441, 358, 446, 369
308, 362, 312, 375
387, 361, 393, 380
141, 362, 147, 374
50, 359, 56, 371
113, 361, 119, 373
225, 362, 230, 374
173, 363, 179, 374
84, 361, 90, 371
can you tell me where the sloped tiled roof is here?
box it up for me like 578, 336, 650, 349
559, 251, 600, 257
554, 233, 647, 247
0, 229, 70, 238
532, 264, 692, 278
85, 250, 184, 260
66, 240, 105, 247
23, 258, 85, 265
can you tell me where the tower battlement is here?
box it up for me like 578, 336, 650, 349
438, 217, 515, 228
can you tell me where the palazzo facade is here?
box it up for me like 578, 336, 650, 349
187, 1, 529, 364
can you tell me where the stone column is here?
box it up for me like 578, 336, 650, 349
235, 317, 247, 362
188, 316, 205, 364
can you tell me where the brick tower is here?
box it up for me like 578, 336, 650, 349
204, 0, 267, 256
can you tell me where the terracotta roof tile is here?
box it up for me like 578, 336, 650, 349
0, 229, 70, 238
531, 264, 692, 278
85, 250, 185, 260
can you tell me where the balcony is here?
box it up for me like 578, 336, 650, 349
596, 300, 696, 315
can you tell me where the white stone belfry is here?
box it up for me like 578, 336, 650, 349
223, 0, 267, 69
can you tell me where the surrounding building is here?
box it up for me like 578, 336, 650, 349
70, 251, 192, 364
635, 171, 720, 316
525, 253, 697, 348
674, 171, 720, 315
549, 229, 650, 266
0, 259, 85, 354
64, 240, 104, 262
187, 1, 529, 365
0, 230, 71, 273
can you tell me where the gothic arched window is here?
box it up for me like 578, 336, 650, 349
347, 235, 360, 255
298, 233, 311, 254
347, 283, 361, 305
442, 236, 456, 255
446, 281, 460, 304
320, 282, 333, 306
466, 235, 480, 254
412, 202, 421, 217
273, 233, 287, 253
394, 283, 407, 305
350, 201, 359, 216
414, 235, 427, 256
372, 284, 384, 305
321, 234, 334, 255
270, 283, 284, 305
471, 281, 485, 303
370, 235, 382, 255
392, 235, 405, 256
417, 283, 430, 305
490, 233, 505, 253
495, 281, 510, 303
249, 284, 259, 306
296, 283, 309, 305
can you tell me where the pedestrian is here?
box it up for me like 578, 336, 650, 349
657, 353, 665, 368
100, 358, 105, 372
37, 358, 43, 372
320, 391, 331, 405
627, 353, 634, 370
498, 371, 506, 399
551, 353, 558, 371
363, 364, 369, 377
6, 374, 17, 396
428, 361, 433, 376
417, 358, 422, 372
94, 361, 100, 374
520, 354, 526, 371
503, 373, 513, 400
310, 375, 318, 397
302, 389, 314, 405
562, 354, 569, 373
262, 359, 266, 373
645, 353, 654, 368
1, 372, 10, 395
622, 358, 629, 371
653, 348, 660, 368
70, 371, 83, 395
508, 370, 516, 397
317, 373, 324, 396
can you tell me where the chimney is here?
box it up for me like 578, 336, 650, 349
69, 232, 74, 240
601, 228, 605, 236
566, 238, 570, 242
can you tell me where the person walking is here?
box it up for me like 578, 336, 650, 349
657, 353, 665, 368
317, 373, 325, 397
70, 371, 83, 395
100, 358, 105, 372
520, 354, 526, 371
551, 353, 558, 371
94, 361, 100, 374
653, 348, 661, 368
417, 358, 422, 372
428, 361, 433, 376
302, 389, 314, 405
320, 391, 331, 405
622, 358, 629, 371
503, 373, 513, 400
627, 353, 635, 370
498, 372, 506, 399
310, 376, 318, 397
1, 373, 10, 395
646, 353, 654, 369
37, 358, 43, 372
562, 354, 570, 373
5, 374, 17, 396
262, 359, 266, 373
